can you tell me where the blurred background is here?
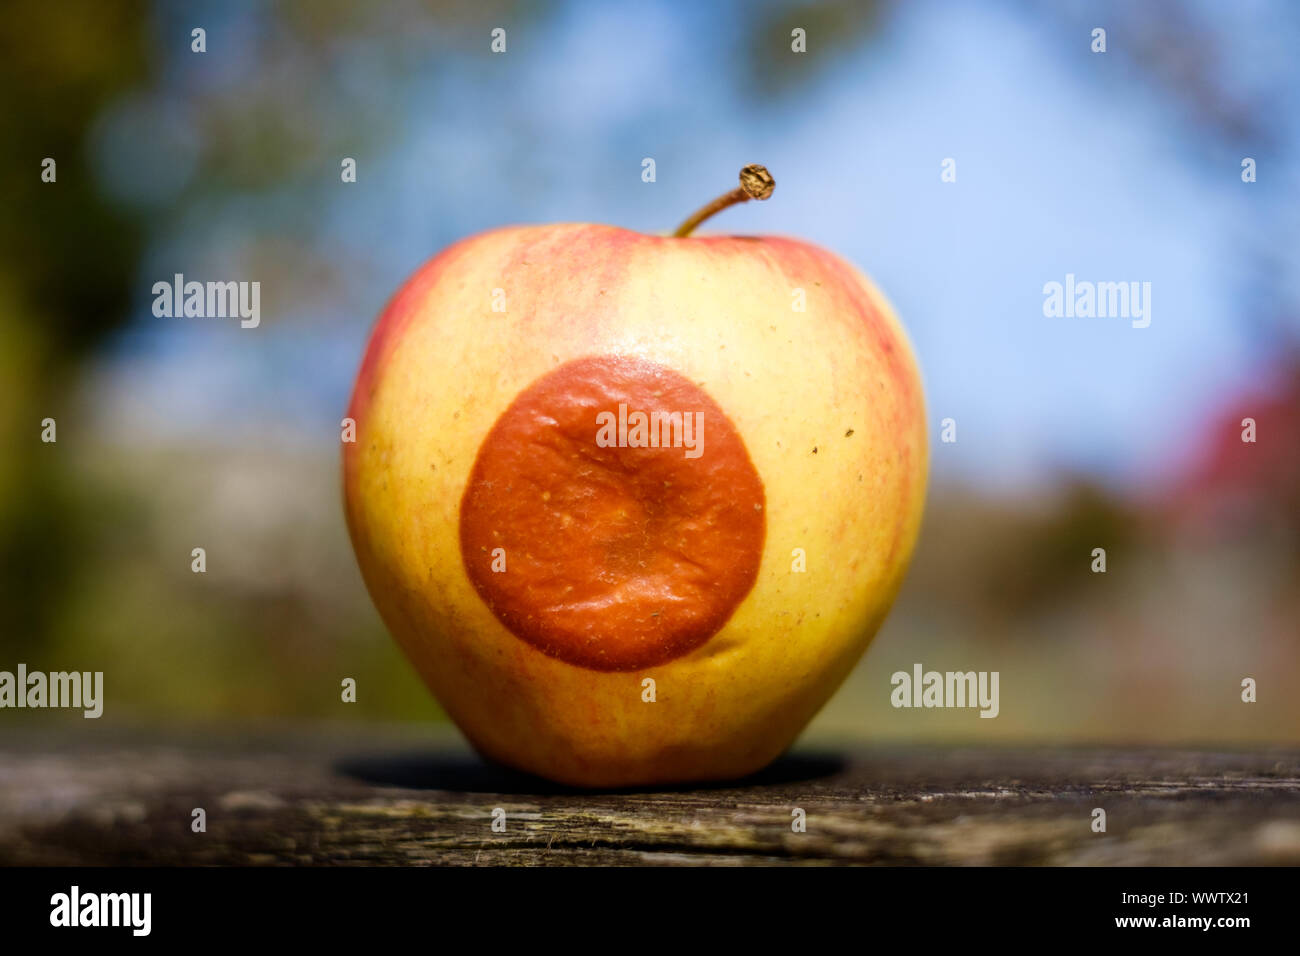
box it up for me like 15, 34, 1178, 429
2, 0, 1297, 745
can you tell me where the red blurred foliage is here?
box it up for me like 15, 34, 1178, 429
1168, 352, 1300, 539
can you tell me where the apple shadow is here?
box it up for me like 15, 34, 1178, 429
335, 750, 846, 796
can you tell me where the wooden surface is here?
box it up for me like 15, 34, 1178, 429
1, 726, 1298, 865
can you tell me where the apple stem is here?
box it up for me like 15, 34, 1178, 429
672, 164, 775, 238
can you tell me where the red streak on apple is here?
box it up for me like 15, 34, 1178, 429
458, 355, 766, 672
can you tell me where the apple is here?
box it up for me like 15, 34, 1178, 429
343, 166, 927, 787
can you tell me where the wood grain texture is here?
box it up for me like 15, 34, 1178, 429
1, 727, 1297, 866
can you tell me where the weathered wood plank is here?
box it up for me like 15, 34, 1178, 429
1, 727, 1297, 865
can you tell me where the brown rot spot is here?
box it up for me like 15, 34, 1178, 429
459, 355, 766, 672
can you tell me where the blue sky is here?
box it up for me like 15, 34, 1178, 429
89, 0, 1299, 496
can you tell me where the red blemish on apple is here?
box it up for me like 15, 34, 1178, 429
459, 355, 766, 672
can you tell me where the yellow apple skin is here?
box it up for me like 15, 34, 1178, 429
344, 223, 927, 788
